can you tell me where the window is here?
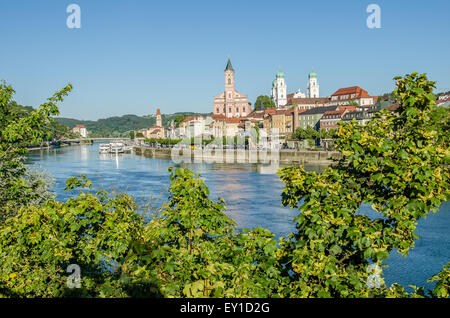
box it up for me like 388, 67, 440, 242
228, 79, 231, 85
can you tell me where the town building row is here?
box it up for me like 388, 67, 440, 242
162, 59, 384, 141
136, 59, 447, 145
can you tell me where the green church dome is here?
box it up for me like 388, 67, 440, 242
276, 71, 285, 78
309, 70, 317, 78
272, 79, 277, 87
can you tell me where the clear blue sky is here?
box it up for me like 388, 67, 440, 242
1, 0, 449, 120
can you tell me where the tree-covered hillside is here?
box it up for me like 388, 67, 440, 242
55, 112, 212, 138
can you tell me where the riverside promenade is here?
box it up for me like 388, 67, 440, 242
133, 146, 341, 165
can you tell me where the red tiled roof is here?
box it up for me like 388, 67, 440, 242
182, 115, 201, 122
331, 86, 371, 98
211, 114, 226, 120
284, 108, 307, 115
387, 102, 400, 111
437, 95, 450, 104
211, 115, 246, 124
225, 117, 245, 123
337, 105, 357, 112
272, 109, 287, 115
246, 110, 268, 119
287, 97, 330, 105
264, 108, 277, 115
323, 110, 345, 116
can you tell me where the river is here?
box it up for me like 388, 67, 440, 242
25, 143, 450, 292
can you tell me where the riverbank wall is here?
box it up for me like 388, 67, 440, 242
133, 146, 341, 165
27, 140, 94, 151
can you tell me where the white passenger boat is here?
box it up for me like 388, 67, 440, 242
110, 142, 125, 153
99, 141, 132, 154
99, 143, 111, 154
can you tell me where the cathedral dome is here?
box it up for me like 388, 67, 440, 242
272, 79, 277, 87
309, 70, 317, 78
276, 71, 285, 78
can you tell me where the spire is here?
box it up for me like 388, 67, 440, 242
225, 58, 234, 71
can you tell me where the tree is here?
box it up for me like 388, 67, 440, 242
173, 114, 189, 127
254, 96, 275, 110
0, 176, 156, 297
318, 128, 338, 139
293, 126, 318, 141
277, 73, 449, 297
0, 169, 285, 298
0, 80, 72, 223
429, 105, 450, 137
119, 167, 285, 297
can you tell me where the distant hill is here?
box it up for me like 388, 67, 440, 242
55, 112, 211, 138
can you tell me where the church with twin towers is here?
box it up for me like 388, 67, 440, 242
213, 58, 320, 115
271, 69, 320, 108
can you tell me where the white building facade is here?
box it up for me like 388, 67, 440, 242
271, 71, 287, 108
307, 70, 320, 98
292, 88, 306, 98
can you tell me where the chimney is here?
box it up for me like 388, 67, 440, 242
293, 105, 299, 131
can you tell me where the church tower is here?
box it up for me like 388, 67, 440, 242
307, 70, 320, 98
224, 58, 235, 117
271, 70, 287, 108
213, 58, 250, 118
225, 58, 235, 91
156, 108, 162, 127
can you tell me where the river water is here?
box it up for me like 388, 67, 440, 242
25, 143, 449, 292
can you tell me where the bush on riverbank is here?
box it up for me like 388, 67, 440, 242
0, 80, 72, 224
